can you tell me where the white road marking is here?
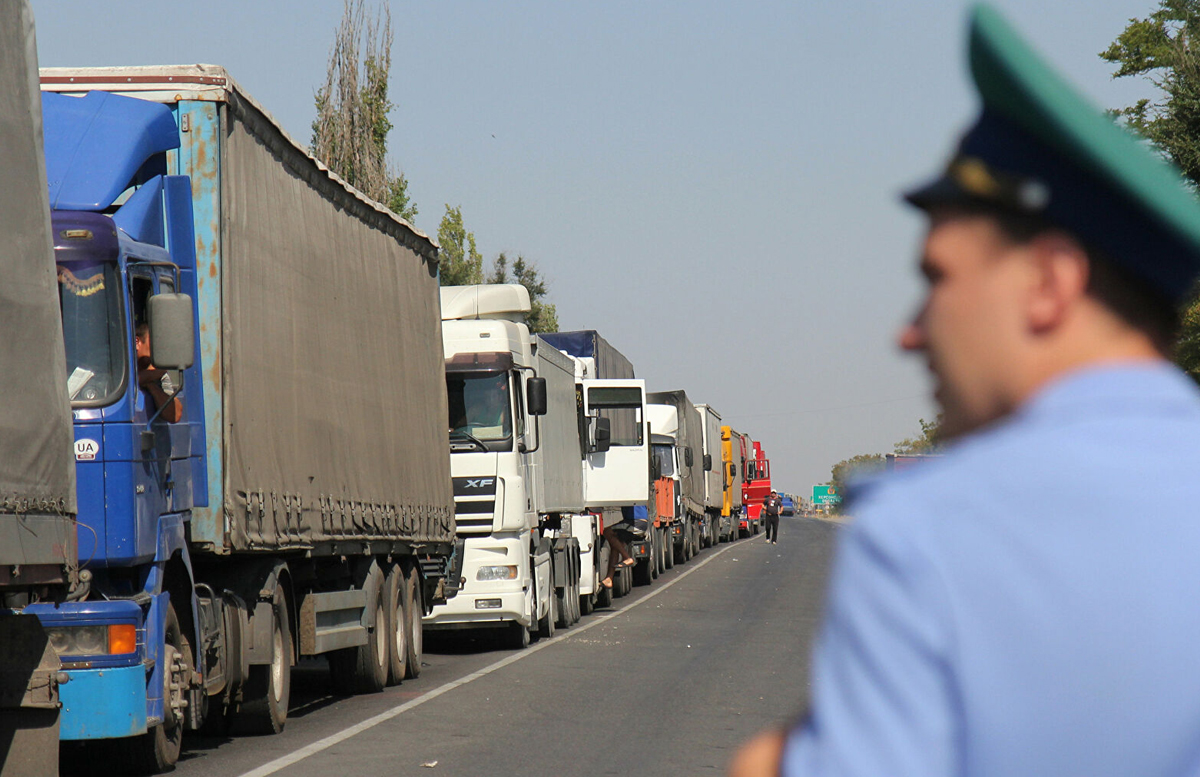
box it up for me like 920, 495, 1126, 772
237, 538, 751, 777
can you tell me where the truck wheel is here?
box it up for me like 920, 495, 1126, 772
580, 588, 595, 615
507, 621, 530, 649
555, 585, 571, 629
537, 593, 556, 640
385, 564, 409, 685
665, 534, 676, 569
403, 567, 423, 679
633, 558, 652, 586
235, 586, 292, 735
596, 580, 612, 608
329, 562, 388, 694
117, 602, 189, 772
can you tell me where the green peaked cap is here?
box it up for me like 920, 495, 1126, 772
971, 3, 1197, 229
908, 4, 1200, 303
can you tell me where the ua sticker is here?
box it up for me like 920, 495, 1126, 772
74, 438, 99, 461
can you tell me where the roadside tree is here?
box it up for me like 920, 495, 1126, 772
1101, 1, 1200, 377
488, 253, 559, 333
311, 0, 417, 222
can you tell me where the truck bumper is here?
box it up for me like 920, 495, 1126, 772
26, 598, 150, 741
423, 536, 531, 629
59, 664, 147, 740
424, 590, 528, 629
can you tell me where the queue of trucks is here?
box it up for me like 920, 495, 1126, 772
0, 30, 778, 774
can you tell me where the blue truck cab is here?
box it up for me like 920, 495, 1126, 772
27, 90, 207, 764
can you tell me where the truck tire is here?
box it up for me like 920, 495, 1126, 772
329, 562, 388, 694
596, 580, 612, 608
633, 558, 653, 586
570, 580, 582, 624
580, 588, 595, 615
555, 585, 571, 629
651, 531, 661, 579
403, 567, 423, 679
116, 602, 189, 772
385, 564, 409, 685
537, 592, 556, 640
664, 532, 676, 569
507, 620, 530, 649
234, 585, 291, 735
616, 567, 630, 597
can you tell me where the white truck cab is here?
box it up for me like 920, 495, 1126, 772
427, 286, 568, 646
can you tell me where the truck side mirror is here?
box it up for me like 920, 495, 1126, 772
684, 447, 693, 468
526, 376, 547, 416
703, 454, 712, 472
651, 455, 662, 479
149, 293, 195, 369
591, 416, 611, 454
728, 462, 736, 479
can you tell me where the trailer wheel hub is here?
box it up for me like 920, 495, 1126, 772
163, 644, 188, 728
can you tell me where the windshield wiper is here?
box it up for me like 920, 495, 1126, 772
450, 429, 488, 452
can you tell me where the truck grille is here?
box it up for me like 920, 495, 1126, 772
454, 499, 495, 534
453, 477, 497, 535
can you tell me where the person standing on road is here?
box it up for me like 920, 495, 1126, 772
731, 5, 1200, 777
762, 490, 782, 544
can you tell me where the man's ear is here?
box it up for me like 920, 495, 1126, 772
1025, 231, 1090, 333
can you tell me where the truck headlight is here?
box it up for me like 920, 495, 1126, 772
45, 624, 137, 656
476, 565, 518, 581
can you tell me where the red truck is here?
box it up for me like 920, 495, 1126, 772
740, 439, 771, 537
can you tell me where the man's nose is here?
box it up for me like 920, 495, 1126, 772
898, 320, 925, 352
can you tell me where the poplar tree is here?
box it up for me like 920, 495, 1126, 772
436, 205, 483, 286
312, 0, 417, 222
487, 252, 560, 333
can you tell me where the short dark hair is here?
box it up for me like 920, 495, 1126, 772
945, 203, 1182, 351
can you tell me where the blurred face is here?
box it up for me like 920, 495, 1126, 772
135, 327, 150, 360
898, 212, 1031, 439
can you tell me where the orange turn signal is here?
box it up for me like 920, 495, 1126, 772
108, 624, 137, 655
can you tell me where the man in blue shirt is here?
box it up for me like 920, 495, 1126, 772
732, 5, 1200, 776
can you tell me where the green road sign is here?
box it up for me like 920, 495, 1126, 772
813, 485, 842, 506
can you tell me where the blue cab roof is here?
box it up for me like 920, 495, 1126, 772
42, 91, 179, 211
539, 330, 600, 358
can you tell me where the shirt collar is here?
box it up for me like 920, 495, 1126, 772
1016, 361, 1200, 426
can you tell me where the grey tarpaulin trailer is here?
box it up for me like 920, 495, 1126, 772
0, 2, 78, 774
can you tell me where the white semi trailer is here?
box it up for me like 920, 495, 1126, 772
428, 288, 649, 642
540, 331, 650, 606
695, 404, 727, 545
428, 285, 581, 647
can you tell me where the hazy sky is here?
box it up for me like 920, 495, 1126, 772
30, 1, 1164, 494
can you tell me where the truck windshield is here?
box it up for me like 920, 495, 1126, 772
587, 386, 643, 446
58, 260, 126, 407
447, 372, 513, 452
652, 444, 675, 477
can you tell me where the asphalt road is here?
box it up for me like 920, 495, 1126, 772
167, 517, 840, 777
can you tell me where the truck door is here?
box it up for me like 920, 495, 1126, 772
581, 379, 649, 506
